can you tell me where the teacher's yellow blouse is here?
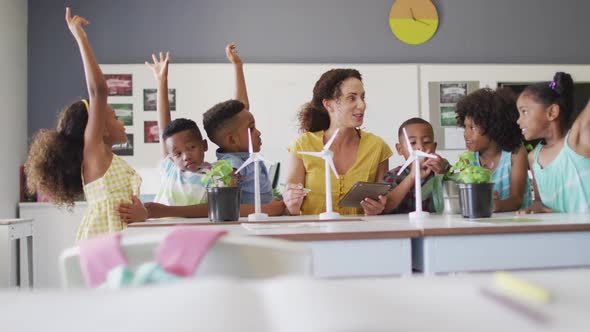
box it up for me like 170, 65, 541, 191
288, 130, 393, 215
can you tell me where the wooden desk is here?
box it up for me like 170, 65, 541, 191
412, 213, 590, 274
126, 215, 420, 278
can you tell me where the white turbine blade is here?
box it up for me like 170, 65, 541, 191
255, 154, 268, 164
397, 155, 416, 176
415, 150, 438, 159
326, 158, 340, 179
247, 128, 253, 154
299, 151, 323, 158
235, 157, 255, 174
324, 128, 340, 150
402, 127, 413, 153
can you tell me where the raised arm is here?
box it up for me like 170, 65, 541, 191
146, 52, 171, 158
569, 98, 590, 157
65, 8, 108, 151
225, 43, 249, 110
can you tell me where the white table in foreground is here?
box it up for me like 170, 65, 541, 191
3, 269, 589, 331
126, 215, 420, 278
412, 213, 590, 274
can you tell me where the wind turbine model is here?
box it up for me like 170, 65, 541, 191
235, 128, 268, 221
298, 128, 341, 220
397, 127, 439, 219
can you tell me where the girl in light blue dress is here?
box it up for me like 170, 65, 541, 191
516, 72, 590, 213
456, 88, 532, 212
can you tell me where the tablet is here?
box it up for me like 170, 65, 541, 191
338, 182, 391, 208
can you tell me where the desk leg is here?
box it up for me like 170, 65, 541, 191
27, 235, 33, 288
1, 229, 19, 287
18, 237, 31, 288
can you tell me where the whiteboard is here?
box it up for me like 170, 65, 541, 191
100, 63, 420, 184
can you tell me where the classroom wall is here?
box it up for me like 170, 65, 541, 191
28, 0, 590, 138
1, 0, 28, 217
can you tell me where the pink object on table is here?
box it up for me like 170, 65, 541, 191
156, 227, 227, 277
78, 233, 128, 287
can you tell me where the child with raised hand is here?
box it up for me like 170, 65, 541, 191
516, 72, 590, 214
382, 118, 449, 213
121, 51, 211, 219
25, 8, 146, 240
202, 43, 285, 216
456, 88, 532, 212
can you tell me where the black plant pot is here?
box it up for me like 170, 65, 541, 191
207, 187, 240, 222
458, 183, 493, 218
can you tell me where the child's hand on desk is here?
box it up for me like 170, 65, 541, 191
143, 202, 167, 219
116, 196, 148, 223
517, 202, 553, 215
361, 195, 387, 215
283, 183, 307, 215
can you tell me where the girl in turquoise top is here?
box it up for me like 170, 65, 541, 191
455, 88, 532, 212
517, 72, 590, 214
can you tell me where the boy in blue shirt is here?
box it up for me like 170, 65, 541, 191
203, 43, 284, 216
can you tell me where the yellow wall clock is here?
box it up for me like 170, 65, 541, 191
389, 0, 439, 45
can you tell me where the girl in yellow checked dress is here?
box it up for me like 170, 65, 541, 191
25, 8, 147, 241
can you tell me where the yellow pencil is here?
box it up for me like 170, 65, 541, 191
494, 272, 552, 304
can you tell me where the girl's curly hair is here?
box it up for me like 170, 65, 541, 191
455, 88, 522, 152
24, 100, 88, 207
297, 69, 362, 133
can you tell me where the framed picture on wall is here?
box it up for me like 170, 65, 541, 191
144, 121, 160, 143
440, 83, 467, 104
113, 134, 134, 156
143, 88, 176, 111
105, 74, 132, 96
110, 103, 133, 126
429, 81, 480, 149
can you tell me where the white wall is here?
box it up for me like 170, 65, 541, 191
100, 62, 590, 190
101, 63, 419, 186
0, 0, 28, 217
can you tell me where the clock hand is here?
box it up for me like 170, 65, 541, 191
410, 7, 416, 21
415, 18, 430, 26
410, 7, 430, 25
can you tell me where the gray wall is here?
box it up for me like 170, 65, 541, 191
28, 0, 590, 137
2, 0, 27, 217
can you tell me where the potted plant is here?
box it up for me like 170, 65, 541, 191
424, 152, 493, 217
448, 152, 493, 218
201, 160, 241, 222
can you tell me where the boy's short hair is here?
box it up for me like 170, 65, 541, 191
162, 118, 203, 141
397, 117, 434, 139
202, 99, 246, 145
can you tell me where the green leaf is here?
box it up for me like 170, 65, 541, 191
423, 174, 445, 213
446, 151, 492, 184
201, 160, 234, 187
